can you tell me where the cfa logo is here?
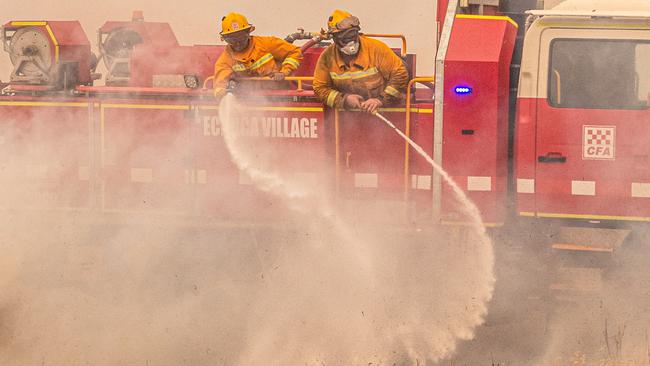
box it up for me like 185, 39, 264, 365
582, 125, 615, 160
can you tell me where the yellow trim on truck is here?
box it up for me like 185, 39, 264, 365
456, 14, 519, 28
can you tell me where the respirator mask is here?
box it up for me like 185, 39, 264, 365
334, 28, 360, 56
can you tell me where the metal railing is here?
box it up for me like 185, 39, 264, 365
203, 75, 315, 92
403, 76, 435, 201
363, 33, 408, 57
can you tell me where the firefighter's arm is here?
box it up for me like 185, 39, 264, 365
213, 52, 234, 98
376, 44, 408, 105
267, 37, 303, 76
313, 53, 345, 109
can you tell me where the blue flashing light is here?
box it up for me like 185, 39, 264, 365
454, 86, 473, 95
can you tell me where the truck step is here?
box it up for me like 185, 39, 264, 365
551, 243, 613, 253
550, 227, 630, 254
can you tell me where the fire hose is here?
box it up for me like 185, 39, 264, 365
373, 112, 411, 143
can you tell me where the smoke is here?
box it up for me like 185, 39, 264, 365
217, 93, 495, 364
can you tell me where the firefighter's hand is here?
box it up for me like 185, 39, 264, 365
361, 98, 383, 114
213, 87, 226, 101
271, 72, 286, 81
344, 94, 363, 109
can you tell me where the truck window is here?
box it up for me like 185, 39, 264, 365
549, 39, 650, 109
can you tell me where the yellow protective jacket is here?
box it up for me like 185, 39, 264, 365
213, 36, 303, 97
313, 35, 408, 109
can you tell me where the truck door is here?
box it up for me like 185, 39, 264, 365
535, 28, 650, 220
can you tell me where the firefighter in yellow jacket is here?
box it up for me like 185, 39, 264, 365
313, 10, 409, 114
213, 13, 303, 98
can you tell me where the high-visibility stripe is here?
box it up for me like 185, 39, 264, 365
536, 212, 650, 222
45, 24, 60, 63
0, 101, 88, 107
384, 85, 401, 97
249, 53, 274, 71
330, 67, 379, 80
631, 183, 650, 198
456, 14, 519, 28
571, 180, 595, 196
467, 176, 492, 192
282, 57, 300, 68
197, 105, 324, 112
344, 107, 433, 113
517, 178, 535, 194
248, 106, 323, 112
411, 175, 432, 190
232, 64, 247, 72
101, 104, 189, 110
326, 90, 340, 107
354, 173, 378, 188
11, 21, 47, 26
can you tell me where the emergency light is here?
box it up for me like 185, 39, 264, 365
454, 86, 473, 95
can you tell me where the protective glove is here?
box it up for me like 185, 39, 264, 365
271, 72, 286, 81
213, 87, 226, 100
361, 98, 383, 114
344, 94, 364, 109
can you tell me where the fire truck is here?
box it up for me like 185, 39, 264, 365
0, 0, 648, 292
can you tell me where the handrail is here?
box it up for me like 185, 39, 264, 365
202, 75, 215, 90
404, 76, 435, 201
335, 108, 341, 195
363, 33, 407, 57
203, 76, 315, 92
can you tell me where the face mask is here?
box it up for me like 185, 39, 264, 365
339, 40, 359, 56
223, 31, 250, 52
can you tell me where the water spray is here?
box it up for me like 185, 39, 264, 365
372, 111, 485, 226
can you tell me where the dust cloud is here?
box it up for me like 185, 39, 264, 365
0, 94, 496, 365
216, 94, 495, 364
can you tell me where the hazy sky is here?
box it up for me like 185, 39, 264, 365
0, 0, 438, 81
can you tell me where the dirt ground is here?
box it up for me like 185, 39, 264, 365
1, 211, 649, 365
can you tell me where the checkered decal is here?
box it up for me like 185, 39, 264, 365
583, 125, 615, 160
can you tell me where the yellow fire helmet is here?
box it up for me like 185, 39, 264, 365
220, 12, 254, 35
327, 9, 360, 34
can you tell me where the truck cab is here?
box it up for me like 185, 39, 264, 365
515, 1, 650, 222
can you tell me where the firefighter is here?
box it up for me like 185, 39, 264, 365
313, 10, 409, 114
212, 12, 303, 99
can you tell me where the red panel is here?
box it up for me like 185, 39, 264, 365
293, 47, 326, 77
101, 101, 191, 213
514, 97, 538, 214
191, 101, 328, 219
442, 17, 517, 224
0, 102, 92, 209
48, 21, 90, 45
48, 22, 93, 84
336, 109, 414, 200
534, 99, 650, 219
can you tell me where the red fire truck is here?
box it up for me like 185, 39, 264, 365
0, 0, 648, 274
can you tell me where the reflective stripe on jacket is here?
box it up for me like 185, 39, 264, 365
313, 35, 408, 109
213, 36, 303, 97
